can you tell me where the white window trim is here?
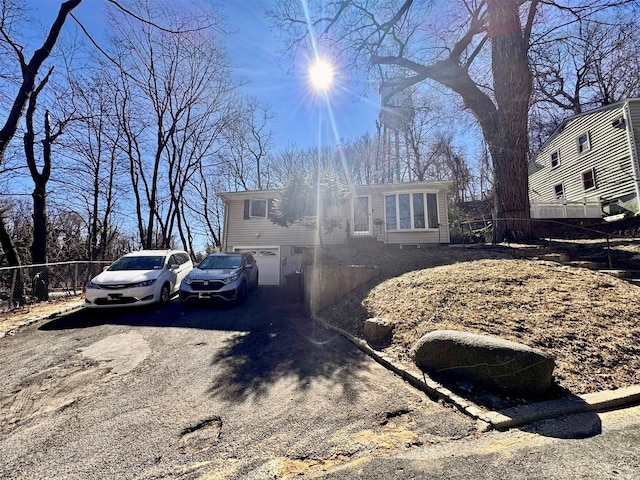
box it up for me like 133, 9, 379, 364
550, 149, 561, 169
553, 182, 564, 200
576, 131, 591, 155
249, 198, 268, 218
384, 190, 439, 232
582, 168, 597, 191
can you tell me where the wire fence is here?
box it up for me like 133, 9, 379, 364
0, 261, 111, 313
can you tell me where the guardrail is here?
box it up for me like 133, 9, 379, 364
0, 261, 111, 313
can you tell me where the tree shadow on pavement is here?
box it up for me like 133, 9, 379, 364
205, 297, 372, 403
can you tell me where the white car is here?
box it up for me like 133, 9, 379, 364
84, 250, 193, 308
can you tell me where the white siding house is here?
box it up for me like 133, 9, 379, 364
219, 181, 452, 285
529, 99, 640, 219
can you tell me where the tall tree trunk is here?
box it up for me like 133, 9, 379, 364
487, 0, 533, 241
0, 212, 24, 304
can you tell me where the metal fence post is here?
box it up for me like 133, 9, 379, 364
9, 268, 16, 308
74, 262, 78, 295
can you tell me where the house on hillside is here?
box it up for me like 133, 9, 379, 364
528, 98, 640, 220
218, 181, 452, 286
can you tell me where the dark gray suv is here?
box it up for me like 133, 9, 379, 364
179, 252, 259, 303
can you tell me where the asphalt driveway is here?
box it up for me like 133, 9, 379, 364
0, 286, 475, 479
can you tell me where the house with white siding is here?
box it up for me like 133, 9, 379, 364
529, 99, 640, 220
218, 181, 452, 286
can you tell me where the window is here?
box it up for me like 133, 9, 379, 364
577, 132, 591, 154
554, 183, 564, 199
582, 168, 596, 190
384, 192, 439, 230
243, 198, 275, 220
550, 150, 560, 168
250, 199, 267, 218
293, 246, 308, 255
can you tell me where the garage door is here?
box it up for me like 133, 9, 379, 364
234, 248, 280, 286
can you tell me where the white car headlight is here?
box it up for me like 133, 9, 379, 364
134, 279, 157, 288
87, 281, 101, 289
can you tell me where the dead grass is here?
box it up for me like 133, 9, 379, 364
320, 243, 640, 396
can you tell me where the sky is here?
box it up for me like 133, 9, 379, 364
31, 0, 382, 153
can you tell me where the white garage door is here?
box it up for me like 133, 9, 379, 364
234, 248, 280, 286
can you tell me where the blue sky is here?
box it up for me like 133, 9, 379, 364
31, 0, 380, 153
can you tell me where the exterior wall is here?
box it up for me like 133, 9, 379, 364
352, 182, 451, 244
220, 181, 452, 284
221, 192, 348, 248
529, 100, 640, 217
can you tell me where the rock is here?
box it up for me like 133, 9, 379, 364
414, 330, 555, 399
363, 317, 394, 343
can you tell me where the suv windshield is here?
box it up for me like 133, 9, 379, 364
109, 256, 166, 271
199, 255, 242, 270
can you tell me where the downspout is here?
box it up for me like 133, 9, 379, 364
222, 198, 230, 252
623, 101, 640, 215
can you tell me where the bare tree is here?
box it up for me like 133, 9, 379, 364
57, 69, 125, 261
530, 13, 640, 140
221, 97, 275, 191
0, 0, 81, 276
0, 0, 81, 165
106, 0, 233, 250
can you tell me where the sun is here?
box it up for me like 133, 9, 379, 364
308, 59, 335, 91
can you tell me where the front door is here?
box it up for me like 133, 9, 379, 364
353, 196, 370, 235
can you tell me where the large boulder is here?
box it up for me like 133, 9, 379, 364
414, 330, 555, 399
363, 317, 394, 344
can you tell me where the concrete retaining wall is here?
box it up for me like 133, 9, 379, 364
303, 265, 379, 315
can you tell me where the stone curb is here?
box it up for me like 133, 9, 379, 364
311, 313, 640, 430
0, 304, 84, 339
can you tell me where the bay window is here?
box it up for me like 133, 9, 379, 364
385, 192, 439, 230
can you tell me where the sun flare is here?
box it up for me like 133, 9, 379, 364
308, 59, 335, 91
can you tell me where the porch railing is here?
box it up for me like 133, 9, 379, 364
350, 214, 388, 243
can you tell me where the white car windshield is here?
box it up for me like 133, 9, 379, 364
109, 256, 166, 271
199, 255, 242, 270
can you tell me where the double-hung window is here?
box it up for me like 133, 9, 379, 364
577, 132, 591, 155
244, 198, 276, 220
250, 199, 267, 218
582, 168, 596, 191
554, 183, 564, 199
385, 192, 439, 230
550, 150, 560, 169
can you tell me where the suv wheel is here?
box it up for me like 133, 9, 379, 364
236, 281, 247, 303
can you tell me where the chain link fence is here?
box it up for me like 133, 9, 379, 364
0, 261, 111, 313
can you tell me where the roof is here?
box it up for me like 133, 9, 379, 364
218, 180, 453, 200
536, 98, 640, 153
123, 249, 184, 257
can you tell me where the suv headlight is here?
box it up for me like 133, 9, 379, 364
221, 273, 239, 285
87, 281, 100, 289
134, 279, 157, 288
